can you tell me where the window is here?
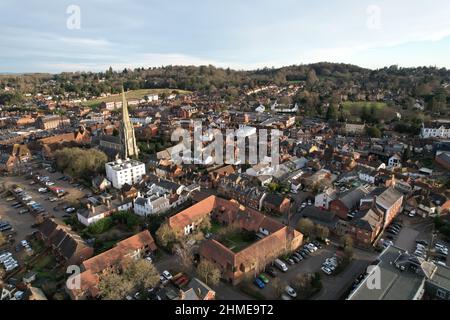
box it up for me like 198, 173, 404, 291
436, 289, 447, 300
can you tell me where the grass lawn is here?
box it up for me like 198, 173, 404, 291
210, 221, 225, 234
33, 255, 56, 271
342, 101, 387, 112
82, 88, 192, 108
218, 230, 257, 253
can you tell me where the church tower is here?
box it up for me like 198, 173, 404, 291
120, 86, 139, 159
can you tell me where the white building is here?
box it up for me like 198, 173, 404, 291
421, 124, 450, 139
105, 158, 146, 189
134, 194, 170, 217
388, 154, 402, 168
314, 187, 337, 210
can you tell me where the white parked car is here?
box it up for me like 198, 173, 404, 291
38, 187, 48, 193
160, 275, 168, 285
162, 270, 173, 280
65, 207, 76, 213
322, 266, 333, 275
285, 286, 297, 298
21, 240, 28, 247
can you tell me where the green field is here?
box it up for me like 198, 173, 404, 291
342, 101, 387, 111
82, 88, 192, 107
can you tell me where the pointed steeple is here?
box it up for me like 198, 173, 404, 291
121, 86, 130, 123
119, 86, 139, 159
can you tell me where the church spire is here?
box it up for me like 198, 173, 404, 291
119, 86, 139, 159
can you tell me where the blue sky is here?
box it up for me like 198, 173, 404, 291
1, 0, 450, 73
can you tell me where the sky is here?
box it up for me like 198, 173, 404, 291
1, 0, 450, 73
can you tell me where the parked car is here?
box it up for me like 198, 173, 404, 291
162, 270, 173, 280
285, 286, 297, 298
259, 274, 269, 284
274, 259, 288, 272
266, 267, 278, 278
159, 275, 168, 285
65, 207, 76, 213
284, 257, 295, 266
254, 278, 266, 289
38, 188, 48, 193
322, 266, 333, 275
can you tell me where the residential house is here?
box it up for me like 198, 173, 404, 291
183, 196, 303, 285
67, 230, 157, 300
330, 185, 373, 220
37, 219, 94, 266
262, 193, 291, 215
315, 187, 338, 210
0, 144, 31, 172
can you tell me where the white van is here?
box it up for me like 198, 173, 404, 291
274, 259, 288, 272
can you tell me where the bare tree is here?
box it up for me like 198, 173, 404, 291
196, 260, 221, 287
173, 243, 194, 273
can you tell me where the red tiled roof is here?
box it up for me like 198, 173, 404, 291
82, 230, 156, 274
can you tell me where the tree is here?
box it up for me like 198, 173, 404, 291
54, 148, 107, 179
0, 232, 6, 248
123, 259, 160, 291
366, 126, 382, 138
196, 260, 221, 287
296, 218, 315, 237
98, 272, 133, 300
325, 105, 337, 121
197, 215, 212, 233
173, 243, 194, 273
307, 69, 319, 86
402, 146, 412, 162
340, 235, 354, 249
315, 225, 330, 240
155, 222, 178, 248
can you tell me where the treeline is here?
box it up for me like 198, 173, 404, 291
1, 63, 449, 113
